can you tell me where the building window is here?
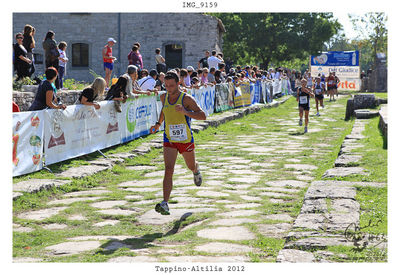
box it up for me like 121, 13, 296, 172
165, 44, 183, 70
72, 43, 89, 67
33, 53, 43, 64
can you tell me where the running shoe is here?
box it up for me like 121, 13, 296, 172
316, 112, 320, 116
194, 162, 202, 187
155, 201, 170, 215
304, 126, 308, 133
299, 119, 303, 126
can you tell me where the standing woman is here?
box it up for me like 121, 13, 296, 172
79, 77, 106, 109
306, 72, 313, 88
13, 33, 32, 81
313, 76, 325, 116
155, 48, 166, 74
42, 31, 60, 89
297, 78, 314, 133
28, 67, 66, 111
22, 24, 35, 77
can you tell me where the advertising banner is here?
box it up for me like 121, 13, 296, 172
190, 85, 215, 117
311, 51, 359, 66
44, 101, 122, 165
12, 111, 45, 176
251, 81, 262, 105
234, 82, 251, 108
310, 66, 360, 79
120, 95, 158, 143
214, 83, 234, 113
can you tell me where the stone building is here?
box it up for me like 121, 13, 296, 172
13, 13, 225, 82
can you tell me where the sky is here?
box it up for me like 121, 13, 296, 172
333, 12, 360, 40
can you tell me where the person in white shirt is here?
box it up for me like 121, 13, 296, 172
58, 41, 68, 89
207, 50, 222, 70
137, 69, 159, 94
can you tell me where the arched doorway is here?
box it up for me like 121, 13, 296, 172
164, 44, 183, 70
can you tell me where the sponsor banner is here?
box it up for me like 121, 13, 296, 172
189, 86, 215, 117
272, 80, 282, 96
251, 81, 262, 104
311, 51, 359, 66
120, 95, 158, 143
311, 66, 360, 79
44, 101, 122, 165
214, 83, 234, 113
13, 111, 45, 177
234, 82, 251, 108
337, 78, 361, 91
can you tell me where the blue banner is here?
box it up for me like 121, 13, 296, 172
311, 51, 359, 66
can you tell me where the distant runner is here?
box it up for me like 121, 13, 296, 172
297, 78, 314, 133
333, 72, 340, 99
313, 76, 325, 116
326, 72, 335, 102
150, 71, 206, 215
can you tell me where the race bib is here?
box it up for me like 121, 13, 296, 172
299, 96, 308, 104
329, 80, 333, 85
169, 124, 187, 142
315, 88, 322, 95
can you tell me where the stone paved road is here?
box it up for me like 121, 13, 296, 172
13, 96, 381, 263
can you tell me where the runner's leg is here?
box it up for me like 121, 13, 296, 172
305, 110, 309, 127
181, 149, 198, 173
105, 68, 111, 87
163, 146, 178, 202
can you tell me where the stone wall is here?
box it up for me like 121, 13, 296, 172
13, 89, 81, 111
13, 13, 224, 82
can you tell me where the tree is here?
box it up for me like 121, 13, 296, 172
349, 13, 388, 65
210, 13, 341, 69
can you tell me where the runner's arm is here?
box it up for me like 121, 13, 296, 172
178, 94, 206, 120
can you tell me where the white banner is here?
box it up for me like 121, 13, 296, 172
44, 101, 121, 165
311, 66, 360, 79
120, 95, 158, 143
189, 86, 215, 117
13, 111, 45, 176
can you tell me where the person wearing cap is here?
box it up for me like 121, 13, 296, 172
102, 38, 117, 89
137, 69, 159, 94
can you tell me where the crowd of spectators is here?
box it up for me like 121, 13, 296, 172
13, 25, 307, 112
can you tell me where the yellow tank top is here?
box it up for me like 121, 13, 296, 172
163, 92, 193, 143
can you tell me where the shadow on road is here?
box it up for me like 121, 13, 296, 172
96, 212, 193, 255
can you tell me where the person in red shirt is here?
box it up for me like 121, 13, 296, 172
12, 101, 20, 112
326, 72, 335, 102
102, 38, 117, 89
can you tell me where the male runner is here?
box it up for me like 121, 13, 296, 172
297, 78, 314, 133
149, 71, 206, 215
326, 72, 335, 102
313, 76, 325, 116
333, 72, 340, 99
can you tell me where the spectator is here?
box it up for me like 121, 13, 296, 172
155, 72, 166, 91
124, 65, 151, 97
226, 76, 233, 83
236, 65, 242, 73
197, 50, 210, 69
58, 41, 68, 90
185, 66, 194, 86
207, 67, 216, 85
128, 45, 141, 68
207, 50, 221, 70
13, 101, 20, 112
201, 68, 208, 85
214, 70, 223, 84
218, 63, 226, 81
225, 57, 233, 73
42, 30, 60, 89
28, 67, 66, 111
141, 69, 149, 78
22, 24, 35, 77
134, 42, 144, 78
102, 37, 117, 88
191, 77, 200, 89
179, 69, 190, 88
217, 52, 224, 63
13, 33, 31, 81
104, 75, 128, 112
138, 69, 158, 94
79, 77, 106, 109
155, 48, 166, 73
